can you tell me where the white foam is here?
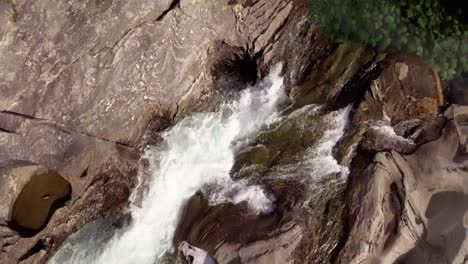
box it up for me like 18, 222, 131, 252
205, 177, 275, 214
372, 124, 413, 144
50, 64, 286, 264
302, 106, 352, 180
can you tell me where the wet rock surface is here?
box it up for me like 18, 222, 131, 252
175, 54, 467, 264
1, 0, 467, 263
48, 218, 127, 264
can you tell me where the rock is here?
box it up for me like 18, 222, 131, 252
392, 119, 424, 136
209, 41, 257, 96
175, 192, 303, 264
0, 0, 322, 262
176, 106, 353, 263
330, 55, 465, 263
1, 0, 464, 263
235, 0, 316, 86
360, 123, 416, 154
179, 241, 216, 264
335, 116, 468, 263
353, 55, 441, 125
337, 55, 444, 162
287, 42, 380, 112
445, 104, 468, 153
0, 0, 321, 148
446, 73, 468, 105
0, 111, 139, 264
173, 20, 414, 264
232, 104, 325, 178
48, 218, 127, 264
0, 161, 70, 232
174, 192, 288, 257
215, 225, 302, 264
393, 116, 447, 146
198, 51, 456, 264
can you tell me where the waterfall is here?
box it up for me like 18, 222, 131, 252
302, 105, 352, 180
50, 64, 286, 264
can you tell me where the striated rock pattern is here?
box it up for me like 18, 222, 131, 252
337, 106, 468, 264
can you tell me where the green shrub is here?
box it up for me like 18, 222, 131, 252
309, 0, 467, 79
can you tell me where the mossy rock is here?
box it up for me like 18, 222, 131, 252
232, 105, 326, 178
288, 42, 377, 112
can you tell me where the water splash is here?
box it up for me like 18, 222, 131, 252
50, 64, 285, 264
302, 106, 352, 180
371, 124, 414, 145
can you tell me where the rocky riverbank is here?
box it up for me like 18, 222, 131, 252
0, 0, 466, 263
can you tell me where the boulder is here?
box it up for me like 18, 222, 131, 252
360, 123, 416, 154
336, 114, 468, 263
337, 55, 444, 163
175, 192, 302, 264
446, 73, 468, 105
287, 42, 379, 112
179, 241, 216, 264
445, 104, 468, 153
0, 161, 71, 232
353, 55, 441, 125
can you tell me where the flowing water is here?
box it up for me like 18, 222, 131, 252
265, 104, 352, 184
372, 123, 414, 145
50, 64, 353, 264
301, 105, 351, 180
50, 64, 286, 264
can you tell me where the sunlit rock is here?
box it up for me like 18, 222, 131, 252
179, 241, 216, 264
0, 160, 71, 233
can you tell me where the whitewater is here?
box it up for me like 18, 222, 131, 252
50, 64, 286, 264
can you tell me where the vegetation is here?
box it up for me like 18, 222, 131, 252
309, 0, 467, 79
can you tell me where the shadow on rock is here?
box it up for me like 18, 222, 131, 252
394, 191, 468, 264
